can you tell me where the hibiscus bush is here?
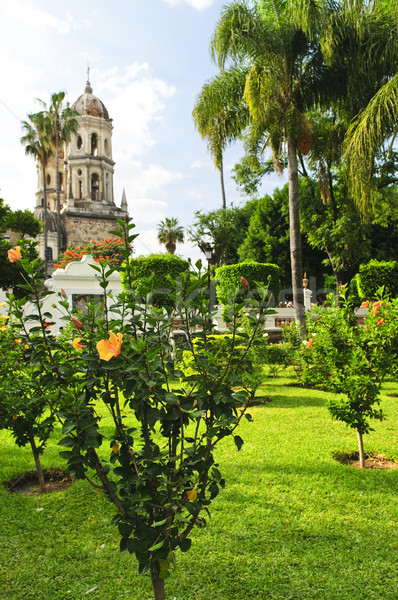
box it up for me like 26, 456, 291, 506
5, 219, 270, 600
299, 287, 398, 467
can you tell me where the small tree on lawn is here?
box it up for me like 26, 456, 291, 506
0, 284, 59, 492
6, 219, 271, 600
302, 287, 398, 467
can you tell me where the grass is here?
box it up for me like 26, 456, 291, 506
1, 369, 397, 600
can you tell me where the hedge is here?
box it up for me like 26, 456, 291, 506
215, 261, 281, 307
358, 260, 398, 300
128, 253, 190, 308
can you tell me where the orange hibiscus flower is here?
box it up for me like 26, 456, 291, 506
97, 331, 123, 361
8, 247, 22, 262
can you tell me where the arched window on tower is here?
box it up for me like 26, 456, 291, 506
78, 180, 83, 199
91, 173, 99, 201
91, 133, 98, 156
46, 247, 53, 262
58, 172, 64, 192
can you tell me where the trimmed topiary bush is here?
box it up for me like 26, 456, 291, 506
215, 261, 281, 320
358, 260, 398, 300
128, 253, 190, 309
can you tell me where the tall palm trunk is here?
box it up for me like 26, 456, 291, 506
287, 136, 305, 330
220, 158, 226, 210
42, 164, 48, 274
55, 133, 61, 255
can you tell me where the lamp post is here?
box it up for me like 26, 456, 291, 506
203, 242, 213, 315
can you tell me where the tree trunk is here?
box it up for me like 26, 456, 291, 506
220, 159, 226, 210
287, 136, 305, 331
357, 428, 365, 469
56, 134, 62, 255
42, 164, 48, 275
29, 436, 45, 493
150, 570, 165, 600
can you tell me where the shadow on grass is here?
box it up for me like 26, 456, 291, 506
255, 390, 327, 409
232, 456, 398, 497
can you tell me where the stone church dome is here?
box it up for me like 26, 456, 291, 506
71, 81, 110, 120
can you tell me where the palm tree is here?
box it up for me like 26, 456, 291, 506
37, 92, 78, 252
157, 218, 184, 254
209, 0, 331, 327
340, 1, 398, 210
193, 68, 249, 209
21, 112, 53, 271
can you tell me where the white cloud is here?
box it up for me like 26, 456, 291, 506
128, 198, 168, 225
2, 0, 76, 34
163, 0, 217, 10
93, 64, 176, 159
190, 159, 211, 169
118, 161, 182, 198
189, 189, 204, 200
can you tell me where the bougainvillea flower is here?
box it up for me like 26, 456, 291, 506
0, 325, 7, 332
0, 302, 6, 307
377, 319, 385, 326
361, 300, 369, 308
2, 315, 9, 320
72, 317, 83, 329
15, 339, 22, 344
187, 488, 198, 501
241, 276, 249, 287
97, 331, 123, 361
72, 337, 85, 349
8, 246, 22, 262
307, 338, 313, 349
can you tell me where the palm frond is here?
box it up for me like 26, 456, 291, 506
344, 73, 398, 210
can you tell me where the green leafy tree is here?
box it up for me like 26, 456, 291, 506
300, 288, 398, 467
157, 217, 184, 254
238, 183, 328, 289
4, 219, 270, 600
188, 201, 256, 266
0, 325, 56, 493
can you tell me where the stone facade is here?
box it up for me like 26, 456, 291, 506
33, 80, 128, 265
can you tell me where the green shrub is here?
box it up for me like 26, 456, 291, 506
215, 261, 281, 321
358, 260, 398, 300
178, 333, 247, 378
127, 253, 189, 309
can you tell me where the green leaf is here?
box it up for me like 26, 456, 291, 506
179, 538, 191, 552
234, 435, 244, 451
148, 540, 165, 552
118, 522, 133, 538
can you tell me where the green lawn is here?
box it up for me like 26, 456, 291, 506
1, 370, 397, 600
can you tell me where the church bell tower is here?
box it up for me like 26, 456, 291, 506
33, 78, 128, 265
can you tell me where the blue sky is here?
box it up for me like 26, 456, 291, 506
0, 0, 286, 260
